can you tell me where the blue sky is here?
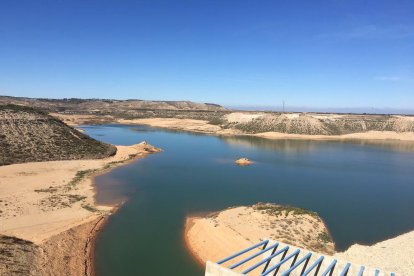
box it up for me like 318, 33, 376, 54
0, 0, 413, 111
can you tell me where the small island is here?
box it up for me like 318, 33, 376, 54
235, 158, 253, 166
185, 203, 335, 265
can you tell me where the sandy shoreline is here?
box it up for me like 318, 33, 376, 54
0, 141, 161, 275
118, 118, 414, 142
53, 113, 414, 142
184, 217, 205, 267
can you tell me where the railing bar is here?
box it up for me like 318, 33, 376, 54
300, 256, 311, 275
302, 256, 324, 276
242, 246, 290, 274
313, 259, 323, 276
273, 249, 288, 276
262, 243, 279, 274
230, 243, 279, 269
339, 263, 351, 276
217, 240, 269, 264
261, 249, 301, 276
321, 259, 337, 276
281, 252, 312, 276
290, 253, 299, 268
358, 266, 365, 276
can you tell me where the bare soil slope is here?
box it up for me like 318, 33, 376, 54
0, 235, 41, 275
0, 104, 116, 166
227, 113, 414, 135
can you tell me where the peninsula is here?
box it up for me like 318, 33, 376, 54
0, 105, 161, 275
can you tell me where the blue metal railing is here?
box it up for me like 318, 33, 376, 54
215, 240, 396, 275
302, 255, 324, 275
242, 245, 290, 274
217, 240, 269, 265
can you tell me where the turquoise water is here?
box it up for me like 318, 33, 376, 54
83, 124, 414, 276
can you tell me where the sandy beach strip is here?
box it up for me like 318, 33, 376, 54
0, 141, 161, 275
118, 118, 414, 142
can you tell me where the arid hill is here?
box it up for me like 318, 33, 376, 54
224, 112, 414, 135
0, 96, 227, 113
0, 105, 116, 166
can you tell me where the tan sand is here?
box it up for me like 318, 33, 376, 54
0, 141, 161, 275
185, 204, 334, 267
118, 118, 226, 134
225, 112, 264, 123
335, 231, 414, 275
51, 113, 115, 126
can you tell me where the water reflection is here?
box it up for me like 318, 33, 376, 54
222, 135, 318, 153
222, 135, 414, 153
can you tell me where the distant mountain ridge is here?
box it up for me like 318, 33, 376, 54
0, 96, 228, 113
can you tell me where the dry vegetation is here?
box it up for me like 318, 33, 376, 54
0, 104, 116, 166
251, 203, 334, 254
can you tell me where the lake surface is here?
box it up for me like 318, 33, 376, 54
83, 124, 414, 276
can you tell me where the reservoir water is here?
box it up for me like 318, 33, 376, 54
83, 124, 414, 276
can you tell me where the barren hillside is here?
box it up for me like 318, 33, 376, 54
0, 105, 116, 166
0, 96, 227, 113
224, 112, 414, 135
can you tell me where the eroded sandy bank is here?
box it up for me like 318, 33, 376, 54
0, 142, 161, 275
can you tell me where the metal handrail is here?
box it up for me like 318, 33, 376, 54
214, 240, 396, 276
262, 249, 301, 276
230, 243, 280, 269
217, 240, 269, 265
242, 246, 290, 274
